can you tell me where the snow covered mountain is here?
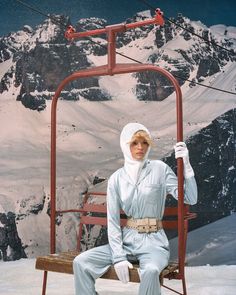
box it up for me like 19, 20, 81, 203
0, 11, 235, 261
0, 11, 236, 110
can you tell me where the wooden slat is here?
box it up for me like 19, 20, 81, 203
83, 204, 107, 213
82, 204, 186, 216
35, 251, 178, 283
80, 216, 107, 226
87, 192, 107, 197
164, 206, 188, 216
102, 264, 140, 282
36, 255, 74, 274
81, 203, 188, 218
80, 216, 181, 230
80, 216, 128, 227
162, 220, 178, 229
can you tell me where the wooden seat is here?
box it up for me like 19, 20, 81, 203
35, 191, 196, 295
35, 250, 179, 283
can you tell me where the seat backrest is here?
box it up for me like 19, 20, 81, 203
76, 192, 191, 251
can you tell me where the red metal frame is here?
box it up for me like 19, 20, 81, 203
48, 9, 188, 294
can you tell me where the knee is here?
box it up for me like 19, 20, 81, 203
143, 265, 160, 277
73, 252, 88, 272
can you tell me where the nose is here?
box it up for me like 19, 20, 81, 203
137, 142, 144, 149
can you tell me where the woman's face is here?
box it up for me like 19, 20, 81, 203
130, 137, 149, 161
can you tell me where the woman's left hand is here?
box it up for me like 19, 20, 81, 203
114, 260, 133, 283
174, 142, 194, 178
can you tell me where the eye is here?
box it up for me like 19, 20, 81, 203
132, 141, 138, 145
143, 141, 148, 145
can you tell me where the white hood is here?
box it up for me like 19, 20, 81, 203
120, 123, 151, 184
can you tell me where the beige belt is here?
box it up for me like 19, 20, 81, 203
126, 217, 163, 233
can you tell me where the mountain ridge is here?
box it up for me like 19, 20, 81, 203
0, 11, 235, 110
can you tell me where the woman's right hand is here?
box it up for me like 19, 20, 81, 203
114, 260, 133, 283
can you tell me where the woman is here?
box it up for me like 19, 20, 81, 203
73, 122, 197, 295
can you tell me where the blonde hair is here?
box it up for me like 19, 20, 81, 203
130, 130, 153, 146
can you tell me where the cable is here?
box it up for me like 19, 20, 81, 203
14, 0, 78, 89
86, 38, 142, 64
83, 37, 236, 95
136, 0, 235, 56
12, 0, 236, 96
13, 1, 142, 63
14, 0, 49, 19
173, 74, 236, 95
14, 0, 68, 28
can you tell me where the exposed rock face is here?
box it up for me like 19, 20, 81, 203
17, 193, 46, 220
164, 108, 236, 230
0, 15, 111, 110
196, 57, 220, 80
0, 189, 47, 261
134, 14, 235, 101
0, 12, 235, 109
0, 212, 26, 261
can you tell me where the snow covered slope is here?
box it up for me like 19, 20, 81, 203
0, 259, 236, 295
169, 213, 236, 265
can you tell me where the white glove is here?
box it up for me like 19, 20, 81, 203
114, 260, 133, 284
174, 142, 194, 179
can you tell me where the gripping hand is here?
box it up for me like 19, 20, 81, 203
174, 142, 194, 178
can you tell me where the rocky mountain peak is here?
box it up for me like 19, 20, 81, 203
0, 11, 235, 110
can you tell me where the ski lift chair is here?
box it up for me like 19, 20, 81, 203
35, 9, 197, 295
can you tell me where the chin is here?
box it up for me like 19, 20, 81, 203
136, 157, 144, 161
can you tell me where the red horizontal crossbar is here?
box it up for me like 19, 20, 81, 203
57, 203, 191, 221
80, 216, 128, 227
65, 8, 164, 40
80, 203, 189, 216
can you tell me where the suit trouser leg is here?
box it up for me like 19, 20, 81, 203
73, 244, 112, 295
137, 248, 169, 295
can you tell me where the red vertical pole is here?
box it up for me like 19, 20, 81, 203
157, 68, 184, 278
42, 271, 48, 295
50, 97, 57, 254
175, 81, 185, 279
50, 76, 82, 254
106, 24, 125, 74
107, 29, 116, 74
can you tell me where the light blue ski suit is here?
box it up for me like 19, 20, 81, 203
73, 160, 197, 295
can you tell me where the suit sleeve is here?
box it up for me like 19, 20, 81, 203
107, 175, 127, 264
165, 164, 198, 205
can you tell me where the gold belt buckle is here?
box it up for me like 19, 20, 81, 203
127, 218, 161, 233
137, 218, 154, 233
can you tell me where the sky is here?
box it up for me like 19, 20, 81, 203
1, 0, 236, 36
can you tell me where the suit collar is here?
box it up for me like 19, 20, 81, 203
121, 160, 151, 185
